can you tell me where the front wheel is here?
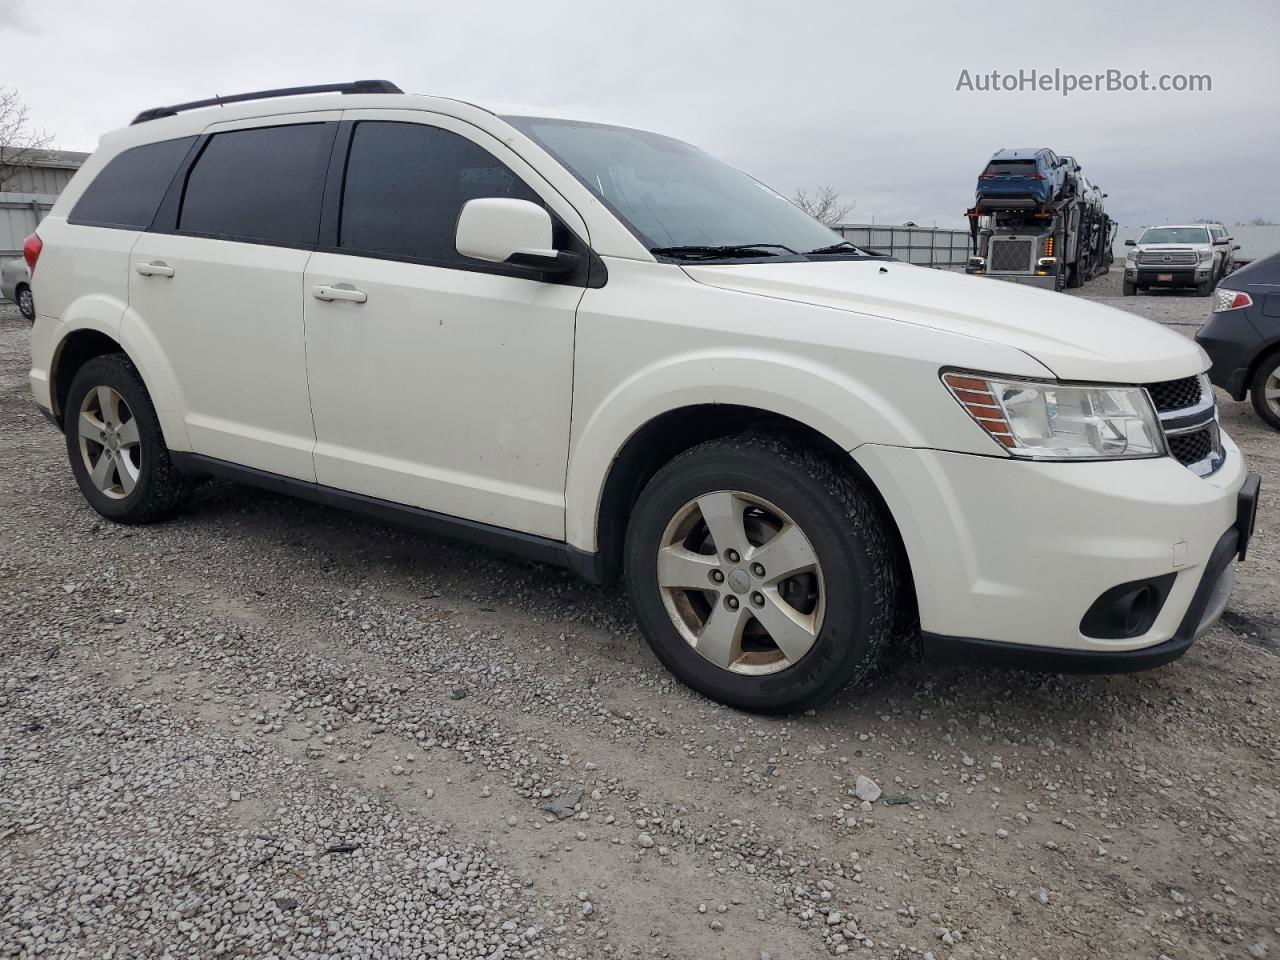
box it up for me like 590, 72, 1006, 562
1196, 279, 1214, 297
625, 436, 898, 712
64, 354, 189, 523
1123, 279, 1137, 296
1250, 353, 1280, 431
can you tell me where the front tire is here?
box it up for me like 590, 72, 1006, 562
1196, 279, 1214, 297
1250, 353, 1280, 431
624, 436, 898, 712
64, 354, 188, 523
1123, 279, 1137, 296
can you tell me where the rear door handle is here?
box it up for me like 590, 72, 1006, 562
136, 261, 175, 278
313, 283, 367, 304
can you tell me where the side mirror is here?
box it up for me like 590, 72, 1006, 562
1225, 236, 1234, 242
456, 198, 578, 274
1233, 244, 1242, 251
1124, 238, 1136, 246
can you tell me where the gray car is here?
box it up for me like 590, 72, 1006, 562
1, 257, 34, 320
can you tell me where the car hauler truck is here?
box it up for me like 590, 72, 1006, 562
965, 148, 1115, 291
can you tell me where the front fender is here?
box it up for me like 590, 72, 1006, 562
564, 349, 923, 551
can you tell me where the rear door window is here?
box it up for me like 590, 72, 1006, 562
178, 123, 332, 246
337, 120, 540, 267
69, 136, 197, 229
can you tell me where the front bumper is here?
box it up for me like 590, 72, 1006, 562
1126, 264, 1213, 287
853, 436, 1255, 668
1197, 310, 1265, 401
984, 273, 1057, 290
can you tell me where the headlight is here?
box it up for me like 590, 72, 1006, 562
1198, 249, 1212, 262
943, 372, 1166, 460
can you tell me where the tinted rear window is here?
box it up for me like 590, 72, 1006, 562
69, 136, 196, 229
338, 120, 540, 265
983, 160, 1038, 176
179, 123, 332, 246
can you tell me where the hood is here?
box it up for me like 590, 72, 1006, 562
683, 259, 1207, 383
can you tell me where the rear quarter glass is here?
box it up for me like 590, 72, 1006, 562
68, 137, 197, 230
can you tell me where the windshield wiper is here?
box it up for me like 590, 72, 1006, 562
650, 243, 796, 259
804, 241, 866, 256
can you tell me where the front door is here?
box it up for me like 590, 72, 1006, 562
303, 112, 587, 539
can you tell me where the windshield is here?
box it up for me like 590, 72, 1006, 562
505, 116, 843, 256
1139, 227, 1210, 244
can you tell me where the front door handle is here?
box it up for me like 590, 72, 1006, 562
313, 283, 367, 304
136, 261, 175, 278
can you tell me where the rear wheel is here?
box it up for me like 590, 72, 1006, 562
1250, 353, 1280, 431
16, 284, 34, 320
625, 436, 897, 712
64, 354, 189, 523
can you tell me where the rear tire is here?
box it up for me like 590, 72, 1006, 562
1250, 353, 1280, 432
64, 354, 189, 523
1123, 279, 1137, 296
624, 435, 898, 712
16, 284, 34, 321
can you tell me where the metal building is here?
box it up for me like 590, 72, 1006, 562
1, 148, 88, 257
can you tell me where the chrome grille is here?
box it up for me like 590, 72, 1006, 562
1143, 373, 1222, 476
1137, 249, 1198, 265
1146, 375, 1204, 413
989, 239, 1033, 272
1168, 426, 1215, 467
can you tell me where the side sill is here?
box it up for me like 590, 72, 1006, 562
170, 453, 608, 584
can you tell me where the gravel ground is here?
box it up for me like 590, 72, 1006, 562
1, 287, 1277, 960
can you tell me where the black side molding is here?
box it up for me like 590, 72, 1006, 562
131, 80, 403, 125
922, 524, 1243, 675
170, 453, 607, 584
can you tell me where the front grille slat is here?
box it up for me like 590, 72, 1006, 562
1137, 250, 1198, 265
1146, 375, 1204, 413
1168, 427, 1215, 467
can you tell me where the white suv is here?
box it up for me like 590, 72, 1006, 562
27, 81, 1260, 711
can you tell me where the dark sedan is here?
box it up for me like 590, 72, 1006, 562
1197, 249, 1280, 430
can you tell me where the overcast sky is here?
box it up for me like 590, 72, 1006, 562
5, 0, 1278, 229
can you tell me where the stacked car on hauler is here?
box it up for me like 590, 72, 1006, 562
965, 147, 1115, 292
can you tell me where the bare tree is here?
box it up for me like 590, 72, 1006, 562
792, 186, 854, 227
0, 88, 54, 193
1242, 217, 1276, 226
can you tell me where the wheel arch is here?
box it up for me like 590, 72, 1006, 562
49, 318, 191, 451
580, 403, 916, 616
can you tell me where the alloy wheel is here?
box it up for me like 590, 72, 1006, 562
656, 490, 825, 675
77, 386, 141, 499
17, 287, 34, 319
1266, 368, 1280, 419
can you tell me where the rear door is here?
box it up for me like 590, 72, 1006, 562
126, 114, 338, 480
302, 111, 587, 538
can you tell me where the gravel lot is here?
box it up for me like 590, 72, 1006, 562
2, 275, 1277, 960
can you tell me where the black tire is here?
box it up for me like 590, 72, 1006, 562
1195, 280, 1214, 297
1250, 352, 1280, 431
1123, 279, 1137, 296
624, 435, 898, 712
16, 284, 34, 321
1066, 264, 1083, 289
64, 353, 188, 523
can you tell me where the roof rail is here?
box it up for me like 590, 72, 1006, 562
130, 80, 404, 125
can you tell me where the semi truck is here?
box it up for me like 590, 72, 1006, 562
965, 148, 1116, 291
